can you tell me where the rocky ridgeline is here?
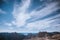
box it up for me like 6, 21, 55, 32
23, 32, 60, 40
0, 32, 60, 40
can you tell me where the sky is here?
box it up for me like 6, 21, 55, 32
0, 0, 60, 33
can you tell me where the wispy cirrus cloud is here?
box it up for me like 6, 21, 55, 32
27, 2, 59, 23
12, 0, 60, 32
12, 0, 31, 27
43, 18, 60, 32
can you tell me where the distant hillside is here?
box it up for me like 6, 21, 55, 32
0, 32, 60, 40
0, 32, 25, 40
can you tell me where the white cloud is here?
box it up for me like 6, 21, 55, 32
26, 18, 54, 31
12, 0, 59, 32
50, 18, 60, 27
12, 0, 31, 27
11, 21, 16, 25
4, 22, 12, 26
29, 2, 58, 22
15, 13, 31, 27
22, 14, 60, 32
0, 9, 6, 14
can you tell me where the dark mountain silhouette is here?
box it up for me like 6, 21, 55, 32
0, 32, 60, 40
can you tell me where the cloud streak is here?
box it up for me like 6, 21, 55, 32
12, 0, 31, 27
27, 2, 59, 23
12, 0, 60, 32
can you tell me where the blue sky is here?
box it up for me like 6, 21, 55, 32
0, 0, 60, 33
